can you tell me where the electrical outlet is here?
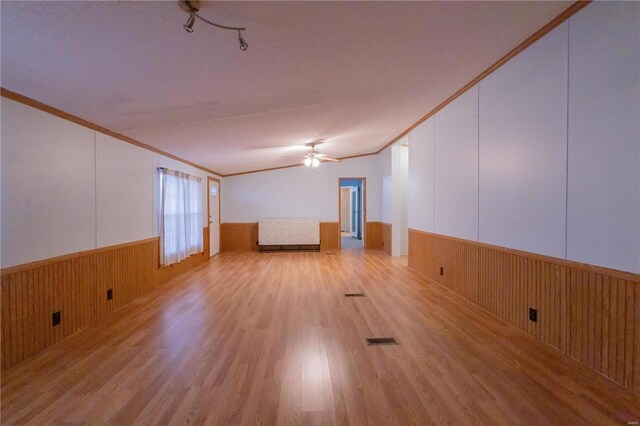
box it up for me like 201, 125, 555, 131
107, 289, 113, 300
52, 311, 61, 327
529, 307, 537, 323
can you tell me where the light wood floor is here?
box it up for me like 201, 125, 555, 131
2, 250, 639, 425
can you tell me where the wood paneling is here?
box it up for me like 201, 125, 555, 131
435, 236, 478, 302
365, 221, 382, 250
382, 223, 392, 255
203, 225, 210, 258
95, 240, 158, 319
408, 228, 640, 395
476, 246, 567, 352
408, 228, 434, 278
566, 267, 638, 392
221, 223, 259, 252
1, 232, 209, 370
221, 222, 340, 251
1, 255, 96, 370
320, 222, 340, 251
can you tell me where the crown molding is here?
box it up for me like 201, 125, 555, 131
2, 1, 590, 178
0, 87, 223, 177
373, 0, 591, 155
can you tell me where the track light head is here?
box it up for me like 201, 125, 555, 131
177, 1, 248, 49
238, 31, 248, 51
184, 12, 196, 33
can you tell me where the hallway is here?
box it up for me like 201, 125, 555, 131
340, 232, 362, 250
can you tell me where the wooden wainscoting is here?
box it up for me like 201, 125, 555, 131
408, 228, 640, 396
221, 223, 259, 252
1, 229, 211, 370
320, 222, 340, 251
221, 222, 340, 251
1, 238, 158, 369
381, 223, 392, 255
94, 240, 159, 320
365, 221, 382, 250
408, 229, 435, 277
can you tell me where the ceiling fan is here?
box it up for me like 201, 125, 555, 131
299, 141, 341, 169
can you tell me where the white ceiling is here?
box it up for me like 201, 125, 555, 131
1, 1, 571, 175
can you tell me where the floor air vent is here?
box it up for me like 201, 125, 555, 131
345, 292, 366, 297
324, 251, 336, 255
366, 337, 398, 346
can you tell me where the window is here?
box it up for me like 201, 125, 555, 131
158, 168, 203, 266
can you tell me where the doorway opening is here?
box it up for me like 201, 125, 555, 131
207, 176, 220, 257
339, 178, 366, 250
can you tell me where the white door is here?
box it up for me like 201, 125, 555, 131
350, 186, 359, 238
208, 180, 220, 256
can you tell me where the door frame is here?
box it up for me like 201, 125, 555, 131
340, 187, 351, 232
349, 186, 359, 238
338, 177, 366, 250
207, 176, 221, 257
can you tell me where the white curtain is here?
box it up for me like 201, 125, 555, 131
158, 168, 203, 266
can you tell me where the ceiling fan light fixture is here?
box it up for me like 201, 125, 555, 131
312, 157, 320, 168
304, 157, 312, 167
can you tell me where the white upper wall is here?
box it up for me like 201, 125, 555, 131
434, 85, 479, 241
406, 2, 639, 273
378, 142, 409, 256
378, 147, 392, 224
1, 98, 220, 268
1, 98, 96, 267
221, 155, 381, 223
566, 1, 640, 273
96, 132, 154, 247
408, 117, 435, 233
479, 22, 568, 259
398, 146, 409, 256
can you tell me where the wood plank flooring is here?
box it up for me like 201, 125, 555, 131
2, 250, 639, 425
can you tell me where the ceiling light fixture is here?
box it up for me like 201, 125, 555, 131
178, 0, 248, 51
183, 12, 196, 33
303, 155, 320, 169
299, 141, 340, 170
238, 31, 248, 51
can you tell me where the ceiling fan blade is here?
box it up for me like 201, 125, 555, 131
305, 140, 325, 148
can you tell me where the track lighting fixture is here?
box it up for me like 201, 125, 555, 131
178, 1, 249, 51
183, 12, 196, 33
238, 31, 248, 51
